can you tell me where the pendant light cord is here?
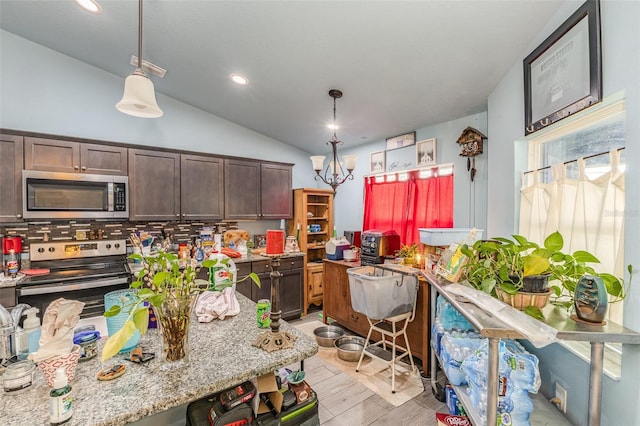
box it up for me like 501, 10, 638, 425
332, 96, 338, 140
137, 0, 143, 69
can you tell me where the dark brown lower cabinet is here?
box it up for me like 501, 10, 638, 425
253, 257, 303, 320
197, 257, 303, 321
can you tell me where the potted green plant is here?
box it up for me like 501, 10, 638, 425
396, 243, 419, 265
102, 252, 260, 362
461, 231, 629, 318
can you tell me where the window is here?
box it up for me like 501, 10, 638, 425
519, 92, 626, 378
363, 166, 454, 245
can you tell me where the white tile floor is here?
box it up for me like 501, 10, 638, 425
288, 309, 448, 425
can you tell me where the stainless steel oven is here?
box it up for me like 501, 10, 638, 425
22, 170, 128, 219
17, 240, 130, 318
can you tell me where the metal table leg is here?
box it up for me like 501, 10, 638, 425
588, 341, 604, 426
486, 338, 500, 426
430, 286, 438, 393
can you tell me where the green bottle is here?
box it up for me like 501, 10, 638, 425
49, 368, 73, 425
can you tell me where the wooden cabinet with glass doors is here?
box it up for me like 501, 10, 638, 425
287, 188, 334, 315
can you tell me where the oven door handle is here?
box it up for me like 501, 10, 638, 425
18, 277, 130, 296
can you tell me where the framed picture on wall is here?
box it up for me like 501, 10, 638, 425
523, 0, 601, 135
385, 131, 416, 151
370, 150, 386, 173
416, 138, 436, 167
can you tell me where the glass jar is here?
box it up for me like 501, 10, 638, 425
3, 360, 35, 394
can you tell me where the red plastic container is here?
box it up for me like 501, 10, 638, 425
266, 230, 285, 255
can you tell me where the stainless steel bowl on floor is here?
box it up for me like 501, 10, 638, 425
334, 336, 366, 362
313, 325, 346, 347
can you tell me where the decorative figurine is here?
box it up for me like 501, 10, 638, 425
573, 274, 608, 324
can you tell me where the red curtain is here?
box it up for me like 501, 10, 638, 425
363, 171, 454, 245
363, 176, 411, 241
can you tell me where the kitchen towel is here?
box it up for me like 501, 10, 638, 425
195, 287, 240, 322
29, 298, 84, 362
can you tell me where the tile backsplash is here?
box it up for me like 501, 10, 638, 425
0, 220, 240, 256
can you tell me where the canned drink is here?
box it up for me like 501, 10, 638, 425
256, 299, 271, 328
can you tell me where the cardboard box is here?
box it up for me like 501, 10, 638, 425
254, 373, 284, 415
436, 412, 471, 426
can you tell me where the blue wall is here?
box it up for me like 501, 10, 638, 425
487, 1, 640, 423
1, 29, 488, 241
330, 112, 488, 237
0, 30, 318, 190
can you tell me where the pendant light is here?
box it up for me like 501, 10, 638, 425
116, 0, 163, 118
310, 89, 357, 192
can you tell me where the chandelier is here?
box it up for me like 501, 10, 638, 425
310, 89, 357, 192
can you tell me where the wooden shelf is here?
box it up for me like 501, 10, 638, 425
288, 188, 334, 316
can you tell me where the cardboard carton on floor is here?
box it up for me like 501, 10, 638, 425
436, 412, 471, 426
252, 373, 284, 416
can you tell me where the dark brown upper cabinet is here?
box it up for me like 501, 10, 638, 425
224, 159, 292, 220
224, 159, 261, 220
261, 162, 293, 219
25, 137, 127, 175
181, 154, 224, 221
0, 134, 24, 222
128, 148, 181, 221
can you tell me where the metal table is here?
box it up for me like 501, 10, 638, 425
423, 270, 640, 426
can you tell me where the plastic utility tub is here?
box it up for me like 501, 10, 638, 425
347, 265, 418, 319
418, 228, 483, 247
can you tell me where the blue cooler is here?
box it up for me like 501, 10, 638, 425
325, 237, 351, 260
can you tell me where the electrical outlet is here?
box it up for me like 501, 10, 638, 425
555, 382, 568, 413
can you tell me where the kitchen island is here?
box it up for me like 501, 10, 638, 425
0, 294, 318, 426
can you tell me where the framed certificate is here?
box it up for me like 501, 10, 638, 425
523, 0, 601, 135
385, 131, 416, 151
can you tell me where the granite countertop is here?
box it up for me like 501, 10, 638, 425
0, 295, 318, 426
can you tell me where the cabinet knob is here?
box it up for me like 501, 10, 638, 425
81, 166, 86, 171
16, 214, 22, 219
74, 165, 79, 170
176, 214, 180, 217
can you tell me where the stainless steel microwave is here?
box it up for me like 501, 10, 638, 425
22, 170, 129, 219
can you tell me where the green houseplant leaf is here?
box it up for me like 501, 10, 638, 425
101, 251, 261, 361
101, 320, 136, 362
461, 231, 631, 319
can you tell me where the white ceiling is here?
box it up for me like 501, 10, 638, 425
0, 0, 564, 154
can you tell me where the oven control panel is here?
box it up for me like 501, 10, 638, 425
30, 239, 127, 261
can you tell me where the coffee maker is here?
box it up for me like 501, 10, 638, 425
2, 236, 22, 276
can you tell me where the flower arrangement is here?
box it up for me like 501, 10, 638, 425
102, 251, 260, 361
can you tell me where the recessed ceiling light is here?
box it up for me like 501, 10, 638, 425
328, 124, 339, 130
230, 74, 249, 85
75, 0, 102, 14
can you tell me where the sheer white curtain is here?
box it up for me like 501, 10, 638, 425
519, 149, 625, 323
